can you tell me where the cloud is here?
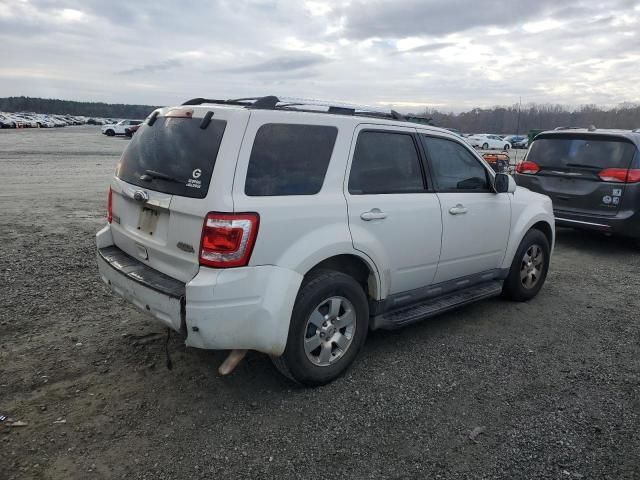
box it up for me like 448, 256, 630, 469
393, 42, 455, 55
0, 0, 639, 111
222, 53, 330, 74
333, 0, 560, 39
119, 59, 183, 75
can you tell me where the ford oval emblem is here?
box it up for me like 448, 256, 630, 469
133, 190, 149, 202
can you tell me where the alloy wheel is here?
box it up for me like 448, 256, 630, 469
520, 244, 544, 289
304, 296, 356, 367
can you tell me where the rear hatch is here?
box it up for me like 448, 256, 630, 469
109, 106, 247, 282
522, 133, 638, 216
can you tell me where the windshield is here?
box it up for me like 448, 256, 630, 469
116, 116, 227, 199
528, 135, 637, 169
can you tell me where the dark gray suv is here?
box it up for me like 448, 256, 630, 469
514, 128, 640, 244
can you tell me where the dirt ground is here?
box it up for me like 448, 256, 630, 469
1, 126, 639, 480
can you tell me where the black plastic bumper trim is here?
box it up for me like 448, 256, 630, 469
98, 246, 186, 299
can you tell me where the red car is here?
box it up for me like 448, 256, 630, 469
125, 124, 141, 137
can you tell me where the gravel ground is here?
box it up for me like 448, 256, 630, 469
1, 127, 639, 480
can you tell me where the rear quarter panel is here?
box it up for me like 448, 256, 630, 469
231, 111, 383, 298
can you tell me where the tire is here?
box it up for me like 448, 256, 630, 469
482, 142, 489, 149
271, 269, 369, 386
504, 144, 510, 150
502, 229, 550, 302
105, 129, 115, 137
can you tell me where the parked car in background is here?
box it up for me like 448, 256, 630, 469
125, 124, 142, 137
511, 137, 529, 149
14, 114, 39, 128
504, 135, 526, 146
5, 114, 24, 128
515, 128, 640, 246
102, 119, 143, 136
97, 96, 554, 385
0, 111, 90, 128
0, 113, 16, 128
467, 134, 512, 150
32, 114, 56, 128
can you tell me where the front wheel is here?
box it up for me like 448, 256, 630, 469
502, 229, 550, 301
504, 144, 510, 150
482, 142, 489, 149
271, 269, 369, 386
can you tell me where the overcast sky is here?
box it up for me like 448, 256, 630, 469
2, 0, 640, 112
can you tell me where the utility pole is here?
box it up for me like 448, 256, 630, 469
516, 96, 522, 135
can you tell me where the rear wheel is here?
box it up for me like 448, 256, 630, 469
271, 269, 369, 386
482, 142, 489, 149
105, 129, 115, 136
504, 144, 510, 150
503, 229, 550, 301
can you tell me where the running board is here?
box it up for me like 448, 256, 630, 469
373, 280, 503, 330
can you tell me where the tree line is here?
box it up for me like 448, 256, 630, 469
2, 96, 639, 133
414, 103, 640, 134
0, 96, 159, 119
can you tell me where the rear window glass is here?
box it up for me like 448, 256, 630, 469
117, 116, 226, 199
245, 124, 337, 196
528, 135, 637, 170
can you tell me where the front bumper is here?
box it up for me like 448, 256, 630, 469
96, 226, 303, 355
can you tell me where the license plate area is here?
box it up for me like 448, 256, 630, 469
137, 206, 160, 235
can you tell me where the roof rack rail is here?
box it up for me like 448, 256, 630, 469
181, 95, 406, 121
553, 126, 584, 131
182, 98, 249, 106
632, 128, 640, 133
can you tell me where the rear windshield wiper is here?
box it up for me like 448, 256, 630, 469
140, 169, 184, 184
565, 163, 601, 169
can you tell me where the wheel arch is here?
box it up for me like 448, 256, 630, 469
502, 211, 555, 271
304, 254, 380, 301
530, 220, 554, 249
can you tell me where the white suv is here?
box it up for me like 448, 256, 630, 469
96, 96, 554, 385
102, 119, 143, 136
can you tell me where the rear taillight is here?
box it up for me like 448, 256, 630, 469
598, 168, 640, 183
199, 213, 259, 268
515, 161, 540, 175
107, 186, 113, 223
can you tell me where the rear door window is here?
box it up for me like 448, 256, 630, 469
528, 135, 637, 170
245, 124, 337, 196
348, 130, 425, 194
117, 116, 227, 199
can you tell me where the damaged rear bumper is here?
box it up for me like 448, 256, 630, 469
96, 226, 302, 356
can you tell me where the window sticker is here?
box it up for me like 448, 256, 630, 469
186, 168, 202, 189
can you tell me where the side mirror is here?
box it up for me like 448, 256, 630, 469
495, 173, 516, 193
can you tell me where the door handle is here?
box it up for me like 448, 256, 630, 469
360, 208, 387, 221
449, 204, 468, 215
